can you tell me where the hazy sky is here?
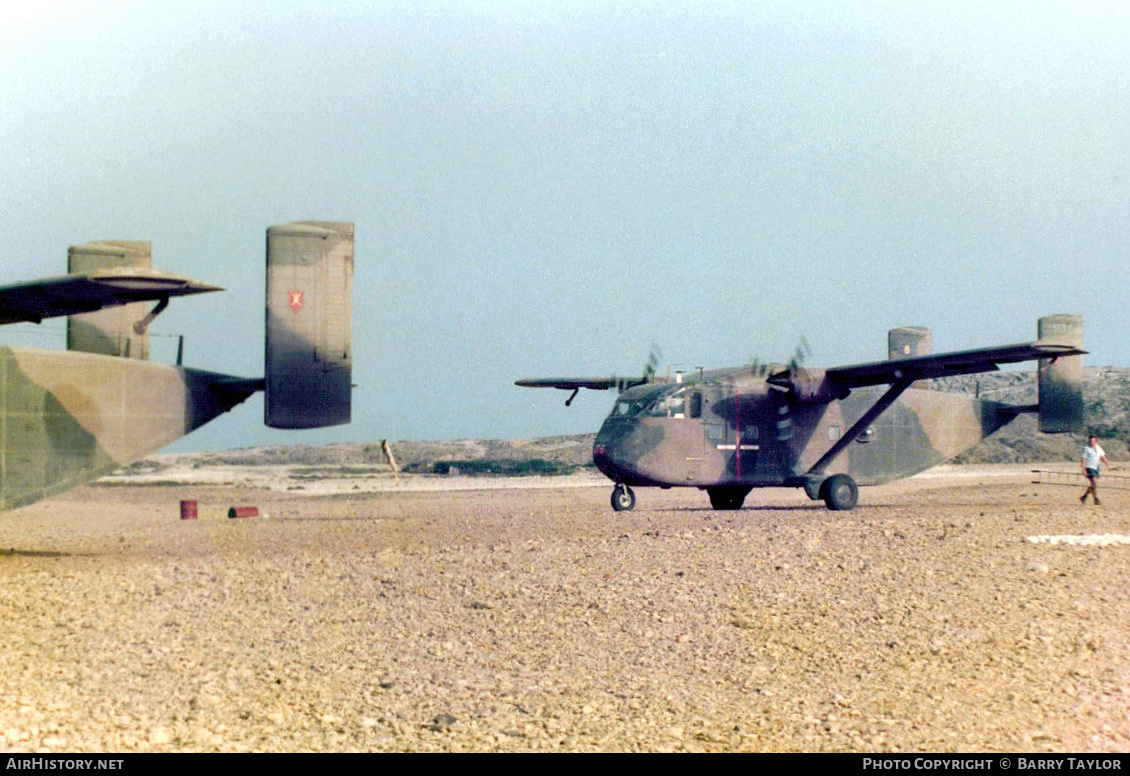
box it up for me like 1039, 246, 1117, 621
2, 1, 1128, 451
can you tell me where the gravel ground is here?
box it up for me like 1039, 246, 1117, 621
0, 470, 1128, 752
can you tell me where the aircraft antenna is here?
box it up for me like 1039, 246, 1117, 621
643, 344, 661, 382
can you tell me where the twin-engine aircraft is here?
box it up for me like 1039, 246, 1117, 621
518, 316, 1086, 512
0, 221, 353, 512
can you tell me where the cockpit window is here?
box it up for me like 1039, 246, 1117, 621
612, 399, 645, 417
646, 387, 687, 418
611, 386, 693, 419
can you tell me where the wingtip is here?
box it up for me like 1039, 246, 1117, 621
1033, 341, 1088, 356
87, 267, 224, 295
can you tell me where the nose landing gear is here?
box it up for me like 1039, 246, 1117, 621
611, 482, 636, 511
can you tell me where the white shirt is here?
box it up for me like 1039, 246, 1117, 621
1082, 444, 1105, 470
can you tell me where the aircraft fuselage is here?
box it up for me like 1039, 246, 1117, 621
0, 346, 259, 511
593, 368, 1009, 491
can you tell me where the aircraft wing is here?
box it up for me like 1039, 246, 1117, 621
516, 377, 626, 390
823, 341, 1087, 389
0, 268, 223, 325
515, 375, 657, 394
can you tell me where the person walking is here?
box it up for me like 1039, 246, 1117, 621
1081, 435, 1110, 505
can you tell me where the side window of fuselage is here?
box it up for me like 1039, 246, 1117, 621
687, 390, 702, 419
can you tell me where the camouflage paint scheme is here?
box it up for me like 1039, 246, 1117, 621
592, 376, 1011, 489
0, 347, 257, 511
522, 316, 1085, 511
0, 221, 352, 513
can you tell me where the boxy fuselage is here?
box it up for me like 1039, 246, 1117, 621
593, 365, 1009, 491
519, 317, 1084, 511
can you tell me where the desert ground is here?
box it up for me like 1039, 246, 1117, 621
1, 465, 1128, 752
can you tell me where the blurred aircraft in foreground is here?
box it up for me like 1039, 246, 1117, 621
0, 221, 353, 511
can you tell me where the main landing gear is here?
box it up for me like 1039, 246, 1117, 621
707, 486, 752, 511
610, 477, 860, 512
819, 474, 858, 511
611, 482, 636, 511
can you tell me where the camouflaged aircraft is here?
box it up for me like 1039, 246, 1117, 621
0, 221, 352, 512
518, 315, 1086, 512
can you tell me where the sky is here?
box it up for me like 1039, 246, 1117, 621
1, 0, 1128, 451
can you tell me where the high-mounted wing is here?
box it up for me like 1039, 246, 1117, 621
790, 338, 1087, 480
0, 267, 222, 325
516, 377, 633, 390
823, 340, 1086, 388
516, 376, 652, 406
518, 345, 662, 404
765, 340, 1087, 401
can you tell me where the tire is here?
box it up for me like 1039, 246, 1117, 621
820, 474, 858, 511
611, 484, 636, 512
707, 487, 751, 510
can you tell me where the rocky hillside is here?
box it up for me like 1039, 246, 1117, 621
135, 367, 1130, 474
138, 434, 598, 475
933, 366, 1130, 462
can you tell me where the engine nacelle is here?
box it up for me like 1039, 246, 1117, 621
778, 367, 851, 404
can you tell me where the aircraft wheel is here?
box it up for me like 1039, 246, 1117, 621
611, 483, 636, 512
707, 487, 751, 510
820, 474, 858, 511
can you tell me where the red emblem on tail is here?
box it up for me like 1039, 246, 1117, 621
288, 290, 304, 313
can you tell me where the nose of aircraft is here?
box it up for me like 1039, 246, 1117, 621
593, 418, 622, 478
592, 439, 617, 479
593, 418, 646, 483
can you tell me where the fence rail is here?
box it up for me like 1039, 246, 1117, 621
1031, 469, 1130, 491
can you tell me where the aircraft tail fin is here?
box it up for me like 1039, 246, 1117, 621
888, 326, 931, 359
1037, 314, 1084, 433
67, 241, 153, 359
264, 221, 353, 429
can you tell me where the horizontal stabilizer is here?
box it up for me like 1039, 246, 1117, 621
211, 376, 267, 398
